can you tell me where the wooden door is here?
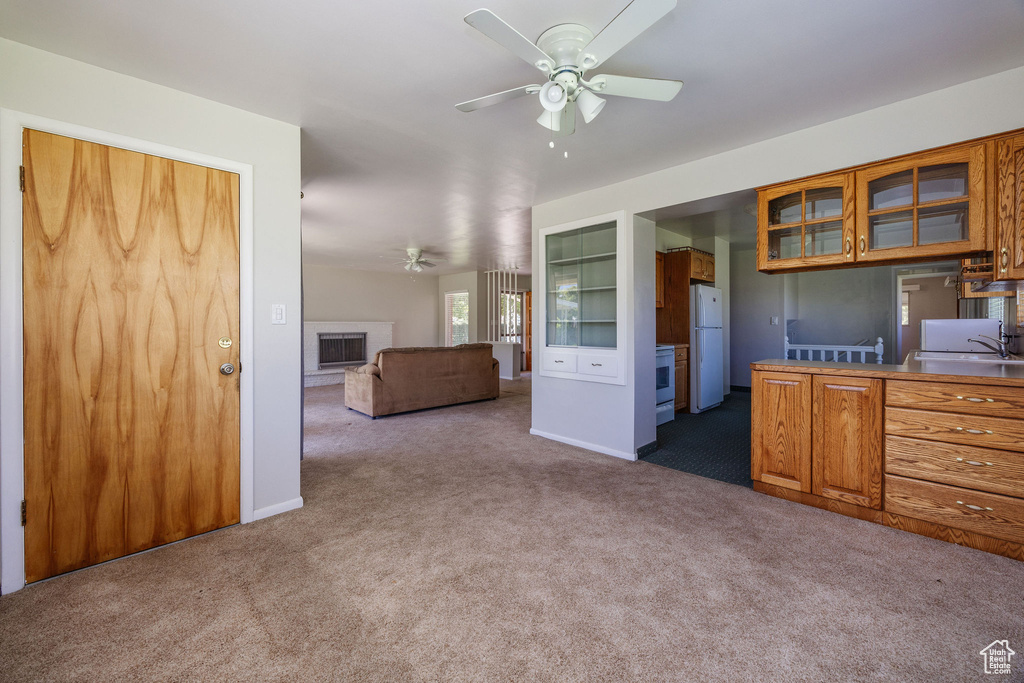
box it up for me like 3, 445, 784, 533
523, 291, 532, 371
751, 370, 812, 492
655, 252, 664, 308
655, 250, 690, 343
703, 255, 715, 282
812, 376, 883, 509
22, 129, 240, 583
996, 133, 1024, 280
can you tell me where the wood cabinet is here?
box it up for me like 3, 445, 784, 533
757, 173, 855, 271
855, 142, 988, 263
995, 132, 1024, 280
655, 251, 665, 308
812, 376, 883, 509
675, 345, 688, 411
751, 370, 882, 509
751, 371, 812, 493
691, 250, 715, 282
755, 135, 1009, 273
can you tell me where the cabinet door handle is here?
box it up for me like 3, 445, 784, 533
591, 362, 602, 367
554, 359, 564, 364
956, 396, 994, 403
859, 236, 866, 254
845, 237, 852, 256
1001, 247, 1009, 273
955, 427, 993, 435
955, 458, 993, 467
956, 501, 994, 512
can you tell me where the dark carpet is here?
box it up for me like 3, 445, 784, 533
644, 391, 753, 488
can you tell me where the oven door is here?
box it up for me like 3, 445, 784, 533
655, 351, 674, 404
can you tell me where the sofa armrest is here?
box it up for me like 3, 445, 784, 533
345, 367, 382, 416
350, 364, 380, 376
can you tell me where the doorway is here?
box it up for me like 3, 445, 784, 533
896, 271, 958, 361
21, 129, 242, 582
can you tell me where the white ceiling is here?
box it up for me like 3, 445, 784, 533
3, 1, 1024, 276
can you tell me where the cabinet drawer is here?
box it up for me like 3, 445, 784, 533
886, 407, 1024, 452
675, 346, 688, 362
885, 435, 1024, 497
577, 354, 617, 378
886, 380, 1024, 418
885, 474, 1024, 545
542, 351, 577, 373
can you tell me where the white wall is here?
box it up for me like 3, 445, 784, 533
304, 265, 438, 347
0, 39, 302, 554
533, 65, 1024, 456
729, 247, 786, 387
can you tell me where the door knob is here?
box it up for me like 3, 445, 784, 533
220, 363, 235, 375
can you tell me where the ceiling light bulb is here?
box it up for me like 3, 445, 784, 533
564, 151, 568, 159
539, 81, 568, 112
549, 141, 554, 149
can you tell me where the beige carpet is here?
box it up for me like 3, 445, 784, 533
1, 377, 1023, 681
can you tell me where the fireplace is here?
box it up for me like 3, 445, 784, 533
318, 332, 367, 369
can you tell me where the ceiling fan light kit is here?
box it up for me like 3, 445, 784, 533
456, 0, 682, 138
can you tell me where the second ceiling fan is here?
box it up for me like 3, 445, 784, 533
456, 0, 683, 137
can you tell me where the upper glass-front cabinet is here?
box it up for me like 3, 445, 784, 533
540, 212, 626, 385
757, 173, 855, 271
854, 143, 987, 262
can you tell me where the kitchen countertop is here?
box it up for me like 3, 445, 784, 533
751, 352, 1024, 386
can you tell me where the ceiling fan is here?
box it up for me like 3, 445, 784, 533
396, 248, 445, 273
455, 0, 683, 137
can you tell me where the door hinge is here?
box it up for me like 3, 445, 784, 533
21, 500, 26, 526
19, 165, 26, 193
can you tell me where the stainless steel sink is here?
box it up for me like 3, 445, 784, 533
913, 350, 1024, 365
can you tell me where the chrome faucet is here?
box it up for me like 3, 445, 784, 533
968, 325, 1011, 359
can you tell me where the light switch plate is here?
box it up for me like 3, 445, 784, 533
272, 304, 287, 325
770, 316, 779, 325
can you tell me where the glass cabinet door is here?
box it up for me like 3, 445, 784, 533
545, 221, 617, 348
855, 143, 986, 261
759, 173, 854, 271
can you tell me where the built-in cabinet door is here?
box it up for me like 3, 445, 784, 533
995, 133, 1024, 280
703, 255, 715, 282
751, 371, 812, 492
757, 172, 855, 271
812, 376, 884, 509
854, 142, 988, 263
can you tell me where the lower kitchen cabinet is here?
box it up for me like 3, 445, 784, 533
751, 371, 812, 493
812, 376, 884, 509
675, 345, 688, 411
751, 370, 883, 510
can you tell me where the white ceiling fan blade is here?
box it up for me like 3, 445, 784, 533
456, 84, 541, 112
421, 261, 437, 268
464, 9, 555, 72
589, 74, 682, 101
555, 101, 576, 137
578, 0, 677, 71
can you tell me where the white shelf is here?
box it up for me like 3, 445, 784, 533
546, 251, 617, 265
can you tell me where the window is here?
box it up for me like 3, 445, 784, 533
445, 291, 470, 346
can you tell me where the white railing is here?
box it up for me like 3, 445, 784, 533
785, 336, 884, 364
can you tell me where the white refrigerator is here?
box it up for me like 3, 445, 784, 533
689, 284, 724, 413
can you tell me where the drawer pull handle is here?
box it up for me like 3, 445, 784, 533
955, 458, 994, 466
955, 427, 993, 435
956, 396, 994, 403
591, 363, 602, 367
554, 360, 564, 364
956, 501, 994, 512
860, 236, 865, 254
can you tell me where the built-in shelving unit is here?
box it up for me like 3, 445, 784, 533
539, 212, 626, 385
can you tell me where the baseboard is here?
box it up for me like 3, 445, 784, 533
730, 385, 751, 393
636, 440, 658, 458
253, 496, 304, 521
529, 428, 637, 461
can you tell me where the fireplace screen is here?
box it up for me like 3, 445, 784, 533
318, 332, 367, 369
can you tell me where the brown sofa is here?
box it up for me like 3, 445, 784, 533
344, 343, 500, 417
